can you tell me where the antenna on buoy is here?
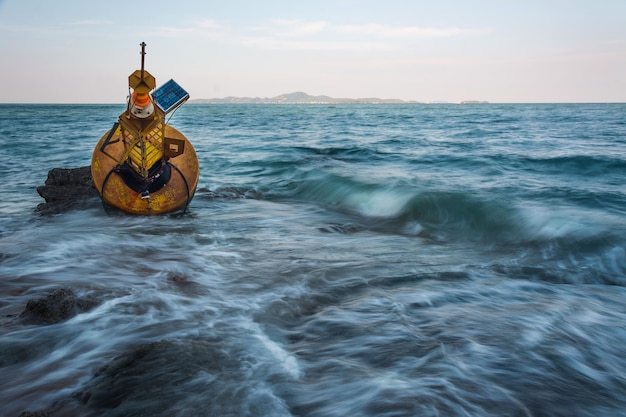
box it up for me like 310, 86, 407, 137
128, 42, 155, 118
140, 41, 146, 81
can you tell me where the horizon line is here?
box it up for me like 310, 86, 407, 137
0, 101, 624, 105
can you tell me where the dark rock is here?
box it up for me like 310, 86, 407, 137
36, 166, 100, 215
20, 288, 96, 325
18, 337, 274, 416
61, 339, 230, 415
18, 412, 50, 417
171, 274, 188, 283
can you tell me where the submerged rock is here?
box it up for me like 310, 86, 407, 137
36, 166, 99, 215
72, 340, 227, 409
20, 288, 96, 325
18, 411, 49, 417
23, 338, 233, 416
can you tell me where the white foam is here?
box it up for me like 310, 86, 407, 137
346, 188, 412, 218
254, 327, 301, 379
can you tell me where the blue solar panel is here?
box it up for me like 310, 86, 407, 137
152, 79, 189, 114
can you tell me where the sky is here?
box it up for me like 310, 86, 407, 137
0, 0, 624, 103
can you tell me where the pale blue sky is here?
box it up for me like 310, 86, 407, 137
0, 0, 624, 103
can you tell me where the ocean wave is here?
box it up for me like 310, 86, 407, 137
276, 170, 526, 240
519, 154, 626, 176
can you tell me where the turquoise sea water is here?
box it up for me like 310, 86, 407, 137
1, 103, 626, 416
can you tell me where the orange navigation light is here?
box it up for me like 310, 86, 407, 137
132, 91, 151, 107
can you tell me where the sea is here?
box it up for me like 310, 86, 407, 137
0, 102, 625, 417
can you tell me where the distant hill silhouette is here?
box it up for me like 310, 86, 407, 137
189, 91, 419, 104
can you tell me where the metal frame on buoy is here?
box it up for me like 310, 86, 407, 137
91, 42, 199, 215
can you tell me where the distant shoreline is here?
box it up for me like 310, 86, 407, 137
188, 92, 420, 105
187, 91, 491, 105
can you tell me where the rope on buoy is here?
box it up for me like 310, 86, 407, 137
167, 161, 191, 214
99, 165, 121, 213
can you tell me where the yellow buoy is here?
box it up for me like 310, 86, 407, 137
91, 42, 199, 214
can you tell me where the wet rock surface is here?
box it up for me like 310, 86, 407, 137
36, 166, 99, 215
21, 338, 236, 416
18, 412, 49, 417
73, 340, 228, 409
19, 288, 97, 325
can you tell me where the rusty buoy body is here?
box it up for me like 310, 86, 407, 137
91, 43, 199, 214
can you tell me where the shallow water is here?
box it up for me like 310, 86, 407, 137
1, 103, 626, 416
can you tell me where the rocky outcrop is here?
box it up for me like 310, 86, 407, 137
21, 338, 231, 416
36, 166, 99, 215
19, 287, 97, 325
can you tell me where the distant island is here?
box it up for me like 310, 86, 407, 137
189, 91, 420, 105
189, 92, 489, 104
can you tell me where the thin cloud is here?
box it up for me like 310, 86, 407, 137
337, 23, 487, 39
195, 19, 222, 30
143, 17, 489, 50
241, 19, 489, 51
152, 19, 227, 40
241, 36, 393, 52
269, 19, 329, 37
71, 19, 113, 26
